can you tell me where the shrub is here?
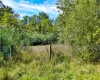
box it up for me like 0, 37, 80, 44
29, 33, 58, 45
17, 51, 34, 64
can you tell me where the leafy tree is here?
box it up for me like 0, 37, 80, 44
20, 16, 30, 25
0, 12, 18, 27
0, 5, 13, 20
21, 12, 53, 34
57, 0, 100, 61
38, 12, 49, 20
0, 3, 18, 27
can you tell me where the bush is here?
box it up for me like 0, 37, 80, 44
15, 50, 34, 64
30, 33, 58, 45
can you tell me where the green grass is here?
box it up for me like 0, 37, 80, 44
0, 51, 100, 80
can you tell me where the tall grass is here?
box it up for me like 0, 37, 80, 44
0, 50, 100, 80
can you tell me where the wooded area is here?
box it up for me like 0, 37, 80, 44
0, 0, 100, 80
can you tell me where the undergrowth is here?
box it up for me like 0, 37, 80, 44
0, 51, 100, 80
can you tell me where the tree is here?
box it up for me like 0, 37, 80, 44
56, 0, 100, 61
23, 12, 53, 34
38, 12, 49, 21
0, 3, 18, 27
36, 12, 53, 33
0, 12, 18, 27
0, 5, 14, 19
40, 19, 53, 34
28, 14, 39, 31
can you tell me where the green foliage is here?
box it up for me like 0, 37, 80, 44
93, 28, 100, 44
0, 52, 3, 62
0, 3, 57, 58
57, 0, 100, 62
0, 0, 100, 79
21, 12, 53, 34
0, 1, 57, 48
19, 51, 34, 64
0, 12, 18, 27
0, 26, 30, 58
0, 51, 100, 80
30, 33, 58, 45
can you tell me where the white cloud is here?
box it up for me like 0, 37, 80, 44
1, 0, 59, 18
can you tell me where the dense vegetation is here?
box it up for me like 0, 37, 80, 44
56, 0, 100, 62
0, 0, 100, 80
0, 4, 58, 57
0, 52, 100, 80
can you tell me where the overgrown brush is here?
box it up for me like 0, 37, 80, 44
0, 51, 100, 80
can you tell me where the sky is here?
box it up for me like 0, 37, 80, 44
1, 0, 60, 19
